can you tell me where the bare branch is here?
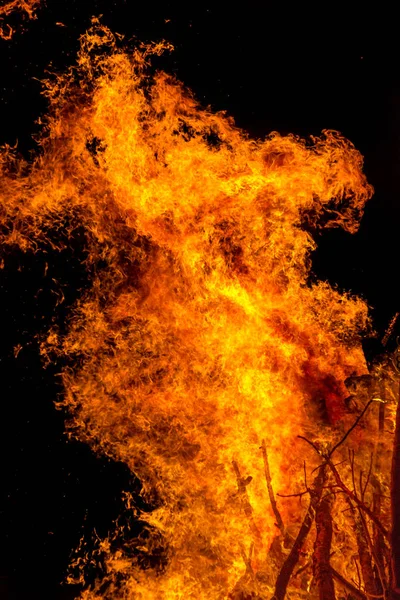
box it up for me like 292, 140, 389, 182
310, 458, 347, 477
327, 459, 389, 540
232, 460, 261, 542
297, 435, 322, 455
381, 311, 399, 347
362, 452, 374, 502
271, 466, 326, 600
329, 399, 375, 458
350, 448, 358, 498
277, 490, 309, 499
354, 556, 362, 591
261, 440, 285, 537
358, 508, 386, 594
313, 493, 336, 599
330, 566, 367, 600
346, 492, 384, 598
297, 438, 389, 540
294, 558, 313, 577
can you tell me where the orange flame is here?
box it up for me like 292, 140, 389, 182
0, 21, 376, 598
0, 0, 40, 38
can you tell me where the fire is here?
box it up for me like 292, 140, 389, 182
2, 20, 393, 600
0, 0, 40, 38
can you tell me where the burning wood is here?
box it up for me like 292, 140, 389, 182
313, 491, 335, 600
272, 467, 326, 600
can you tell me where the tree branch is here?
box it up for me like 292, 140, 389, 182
313, 492, 336, 600
327, 459, 389, 540
297, 436, 389, 540
271, 466, 326, 600
330, 566, 368, 600
329, 399, 376, 458
261, 439, 285, 537
232, 460, 261, 542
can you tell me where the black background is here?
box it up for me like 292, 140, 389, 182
0, 3, 399, 598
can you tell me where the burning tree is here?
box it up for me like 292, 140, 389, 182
1, 19, 399, 599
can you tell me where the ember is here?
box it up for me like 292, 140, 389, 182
0, 0, 40, 38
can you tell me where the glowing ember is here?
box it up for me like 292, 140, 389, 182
0, 0, 40, 38
3, 20, 396, 600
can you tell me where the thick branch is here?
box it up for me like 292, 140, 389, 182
296, 436, 390, 542
329, 399, 375, 458
347, 449, 384, 594
313, 494, 336, 600
260, 440, 285, 536
328, 458, 388, 539
272, 466, 325, 600
355, 511, 383, 597
232, 460, 261, 542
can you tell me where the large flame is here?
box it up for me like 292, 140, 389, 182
0, 22, 376, 599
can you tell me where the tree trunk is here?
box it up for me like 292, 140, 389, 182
313, 494, 336, 600
272, 467, 325, 600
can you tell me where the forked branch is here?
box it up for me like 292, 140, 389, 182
271, 466, 326, 600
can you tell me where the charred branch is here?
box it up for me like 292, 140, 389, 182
260, 440, 285, 538
327, 459, 389, 540
298, 435, 389, 540
232, 460, 262, 542
355, 510, 383, 597
329, 399, 375, 458
313, 493, 336, 600
271, 466, 326, 600
381, 312, 400, 348
330, 567, 368, 600
347, 448, 384, 594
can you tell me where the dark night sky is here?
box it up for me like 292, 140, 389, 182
0, 3, 399, 599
